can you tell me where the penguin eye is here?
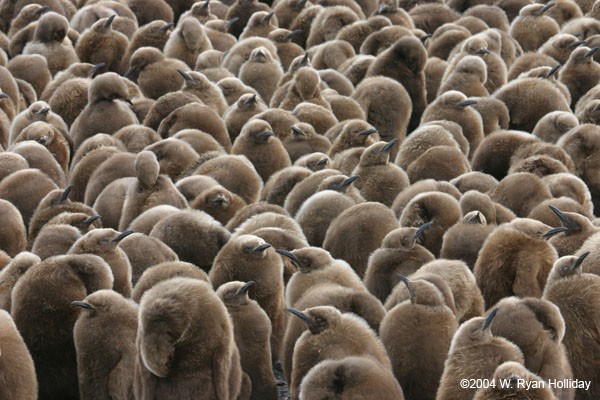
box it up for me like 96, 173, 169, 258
300, 257, 311, 266
315, 317, 324, 323
243, 247, 254, 254
549, 328, 557, 341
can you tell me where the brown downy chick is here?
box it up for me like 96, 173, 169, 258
71, 72, 137, 150
364, 223, 435, 303
543, 252, 600, 400
22, 12, 79, 75
224, 92, 268, 142
287, 306, 392, 400
274, 0, 309, 29
123, 20, 173, 64
205, 18, 239, 52
546, 205, 598, 256
164, 17, 212, 69
0, 252, 40, 311
177, 69, 227, 116
232, 119, 292, 182
436, 309, 525, 400
14, 121, 70, 174
489, 172, 552, 217
474, 218, 561, 307
9, 100, 68, 146
225, 0, 272, 38
540, 33, 586, 65
438, 55, 489, 98
269, 28, 304, 71
440, 210, 495, 270
559, 45, 600, 108
305, 5, 360, 48
190, 184, 247, 225
283, 123, 331, 162
510, 3, 560, 52
118, 151, 187, 231
260, 165, 312, 206
240, 10, 278, 39
277, 246, 364, 307
373, 0, 413, 26
216, 281, 278, 400
351, 139, 409, 207
380, 274, 458, 400
179, 0, 216, 23
328, 119, 379, 158
68, 229, 134, 297
474, 361, 558, 400
239, 46, 283, 105
280, 66, 330, 111
72, 290, 138, 400
7, 3, 50, 38
76, 15, 128, 74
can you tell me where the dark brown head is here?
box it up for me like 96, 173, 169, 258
287, 305, 341, 334
567, 46, 598, 66
90, 14, 117, 34
34, 12, 68, 42
89, 72, 130, 104
389, 36, 427, 73
450, 308, 499, 351
135, 151, 160, 189
239, 119, 275, 145
126, 47, 165, 77
462, 210, 487, 224
275, 246, 334, 273
381, 222, 433, 250
70, 228, 134, 255
359, 139, 398, 166
294, 67, 322, 100
233, 234, 274, 260
548, 251, 589, 283
72, 289, 135, 318
395, 273, 446, 306
215, 280, 255, 306
236, 92, 262, 111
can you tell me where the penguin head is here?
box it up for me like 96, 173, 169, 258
438, 90, 478, 110
146, 20, 174, 39
27, 101, 51, 120
360, 139, 398, 166
462, 210, 487, 224
318, 174, 359, 193
127, 47, 165, 76
547, 205, 595, 235
190, 0, 212, 17
287, 305, 341, 335
236, 92, 262, 111
34, 12, 68, 43
395, 274, 446, 307
18, 121, 57, 147
236, 234, 273, 260
91, 14, 117, 34
339, 120, 379, 147
297, 152, 330, 171
289, 123, 312, 142
247, 11, 277, 31
382, 223, 433, 250
17, 4, 49, 22
198, 185, 234, 212
451, 308, 499, 349
454, 55, 487, 84
178, 69, 211, 90
241, 119, 275, 145
295, 67, 321, 100
177, 17, 205, 50
269, 28, 302, 43
548, 252, 589, 282
135, 151, 160, 189
507, 218, 557, 239
462, 37, 491, 58
72, 228, 134, 255
276, 246, 333, 273
288, 53, 313, 74
519, 3, 555, 17
568, 46, 598, 65
489, 362, 530, 392
216, 280, 255, 306
390, 36, 427, 73
72, 289, 134, 316
89, 72, 130, 104
249, 46, 273, 64
42, 186, 73, 207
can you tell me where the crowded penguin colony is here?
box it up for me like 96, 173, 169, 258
3, 0, 600, 399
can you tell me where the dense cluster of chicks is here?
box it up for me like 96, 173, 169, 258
1, 0, 600, 399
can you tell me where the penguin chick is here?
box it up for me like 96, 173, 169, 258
287, 306, 391, 400
240, 10, 278, 39
0, 309, 38, 400
323, 201, 398, 278
540, 33, 586, 65
328, 119, 379, 158
489, 172, 552, 217
0, 199, 26, 257
559, 45, 600, 108
0, 252, 40, 311
216, 281, 278, 400
277, 246, 364, 307
380, 275, 458, 400
135, 278, 241, 399
473, 218, 560, 307
546, 205, 598, 257
232, 119, 292, 183
436, 310, 525, 400
73, 290, 138, 400
305, 5, 360, 48
282, 123, 331, 162
68, 228, 134, 298
439, 55, 489, 97
510, 3, 560, 52
224, 92, 268, 142
190, 184, 247, 226
9, 100, 68, 146
209, 234, 286, 361
473, 361, 558, 400
440, 211, 495, 269
177, 69, 227, 116
239, 46, 283, 105
225, 0, 272, 38
470, 96, 511, 136
164, 17, 212, 69
299, 356, 405, 400
15, 121, 70, 174
364, 223, 436, 303
280, 66, 330, 112
71, 72, 137, 150
76, 15, 128, 74
269, 28, 304, 71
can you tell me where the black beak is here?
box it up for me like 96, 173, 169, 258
572, 251, 590, 271
378, 5, 390, 13
225, 17, 239, 31
586, 46, 599, 58
541, 2, 555, 13
543, 226, 569, 238
568, 39, 586, 48
360, 128, 378, 136
202, 0, 210, 9
177, 69, 192, 81
38, 136, 48, 144
469, 211, 482, 223
420, 33, 432, 42
482, 307, 499, 331
317, 157, 329, 166
72, 301, 94, 310
458, 99, 477, 107
35, 5, 49, 15
60, 185, 73, 202
37, 107, 50, 115
123, 67, 136, 78
300, 52, 309, 64
91, 63, 106, 76
0, 280, 4, 285
262, 11, 275, 23
413, 221, 433, 240
237, 280, 255, 295
104, 14, 116, 28
0, 93, 9, 99
275, 249, 300, 264
396, 273, 416, 301
340, 175, 359, 189
548, 64, 561, 77
253, 243, 272, 252
160, 22, 175, 31
286, 29, 303, 40
477, 48, 490, 55
246, 94, 257, 104
81, 215, 101, 227
287, 308, 312, 323
124, 98, 133, 105
112, 230, 134, 242
548, 205, 579, 229
290, 125, 304, 136
260, 131, 274, 138
381, 138, 398, 152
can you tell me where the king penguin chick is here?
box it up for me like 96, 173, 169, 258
510, 3, 560, 52
9, 100, 68, 146
543, 252, 600, 400
380, 275, 458, 400
240, 10, 278, 39
546, 205, 598, 257
440, 210, 495, 270
232, 119, 292, 183
22, 11, 78, 75
164, 17, 212, 69
0, 252, 40, 311
436, 310, 525, 400
71, 72, 137, 150
239, 45, 283, 105
225, 0, 272, 38
209, 234, 287, 361
224, 92, 268, 142
73, 290, 138, 400
282, 123, 331, 162
559, 45, 600, 108
351, 139, 409, 207
474, 218, 561, 308
473, 361, 558, 400
438, 55, 489, 98
135, 278, 242, 399
76, 15, 129, 74
364, 223, 435, 303
216, 281, 278, 400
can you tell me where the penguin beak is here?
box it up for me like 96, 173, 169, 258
547, 64, 561, 77
72, 301, 94, 310
476, 48, 490, 55
568, 40, 586, 48
262, 11, 275, 23
201, 0, 210, 9
275, 249, 300, 264
541, 2, 555, 13
60, 185, 73, 202
482, 307, 499, 331
298, 0, 308, 6
360, 128, 378, 136
469, 211, 483, 223
317, 157, 329, 166
413, 221, 433, 240
81, 215, 101, 227
340, 175, 359, 189
37, 107, 50, 115
300, 52, 309, 64
548, 205, 579, 230
260, 131, 275, 139
290, 126, 304, 136
124, 98, 133, 105
0, 280, 4, 285
225, 17, 239, 31
246, 94, 257, 104
38, 136, 48, 144
35, 5, 49, 15
458, 99, 477, 107
572, 251, 590, 272
112, 230, 134, 242
236, 280, 255, 296
0, 93, 9, 99
123, 67, 137, 78
253, 243, 272, 252
420, 33, 432, 43
104, 14, 116, 28
214, 195, 226, 204
543, 226, 569, 238
287, 308, 312, 323
381, 138, 398, 152
160, 22, 175, 31
177, 69, 193, 81
378, 5, 390, 13
91, 62, 106, 76
586, 46, 599, 58
396, 274, 416, 303
286, 29, 303, 40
